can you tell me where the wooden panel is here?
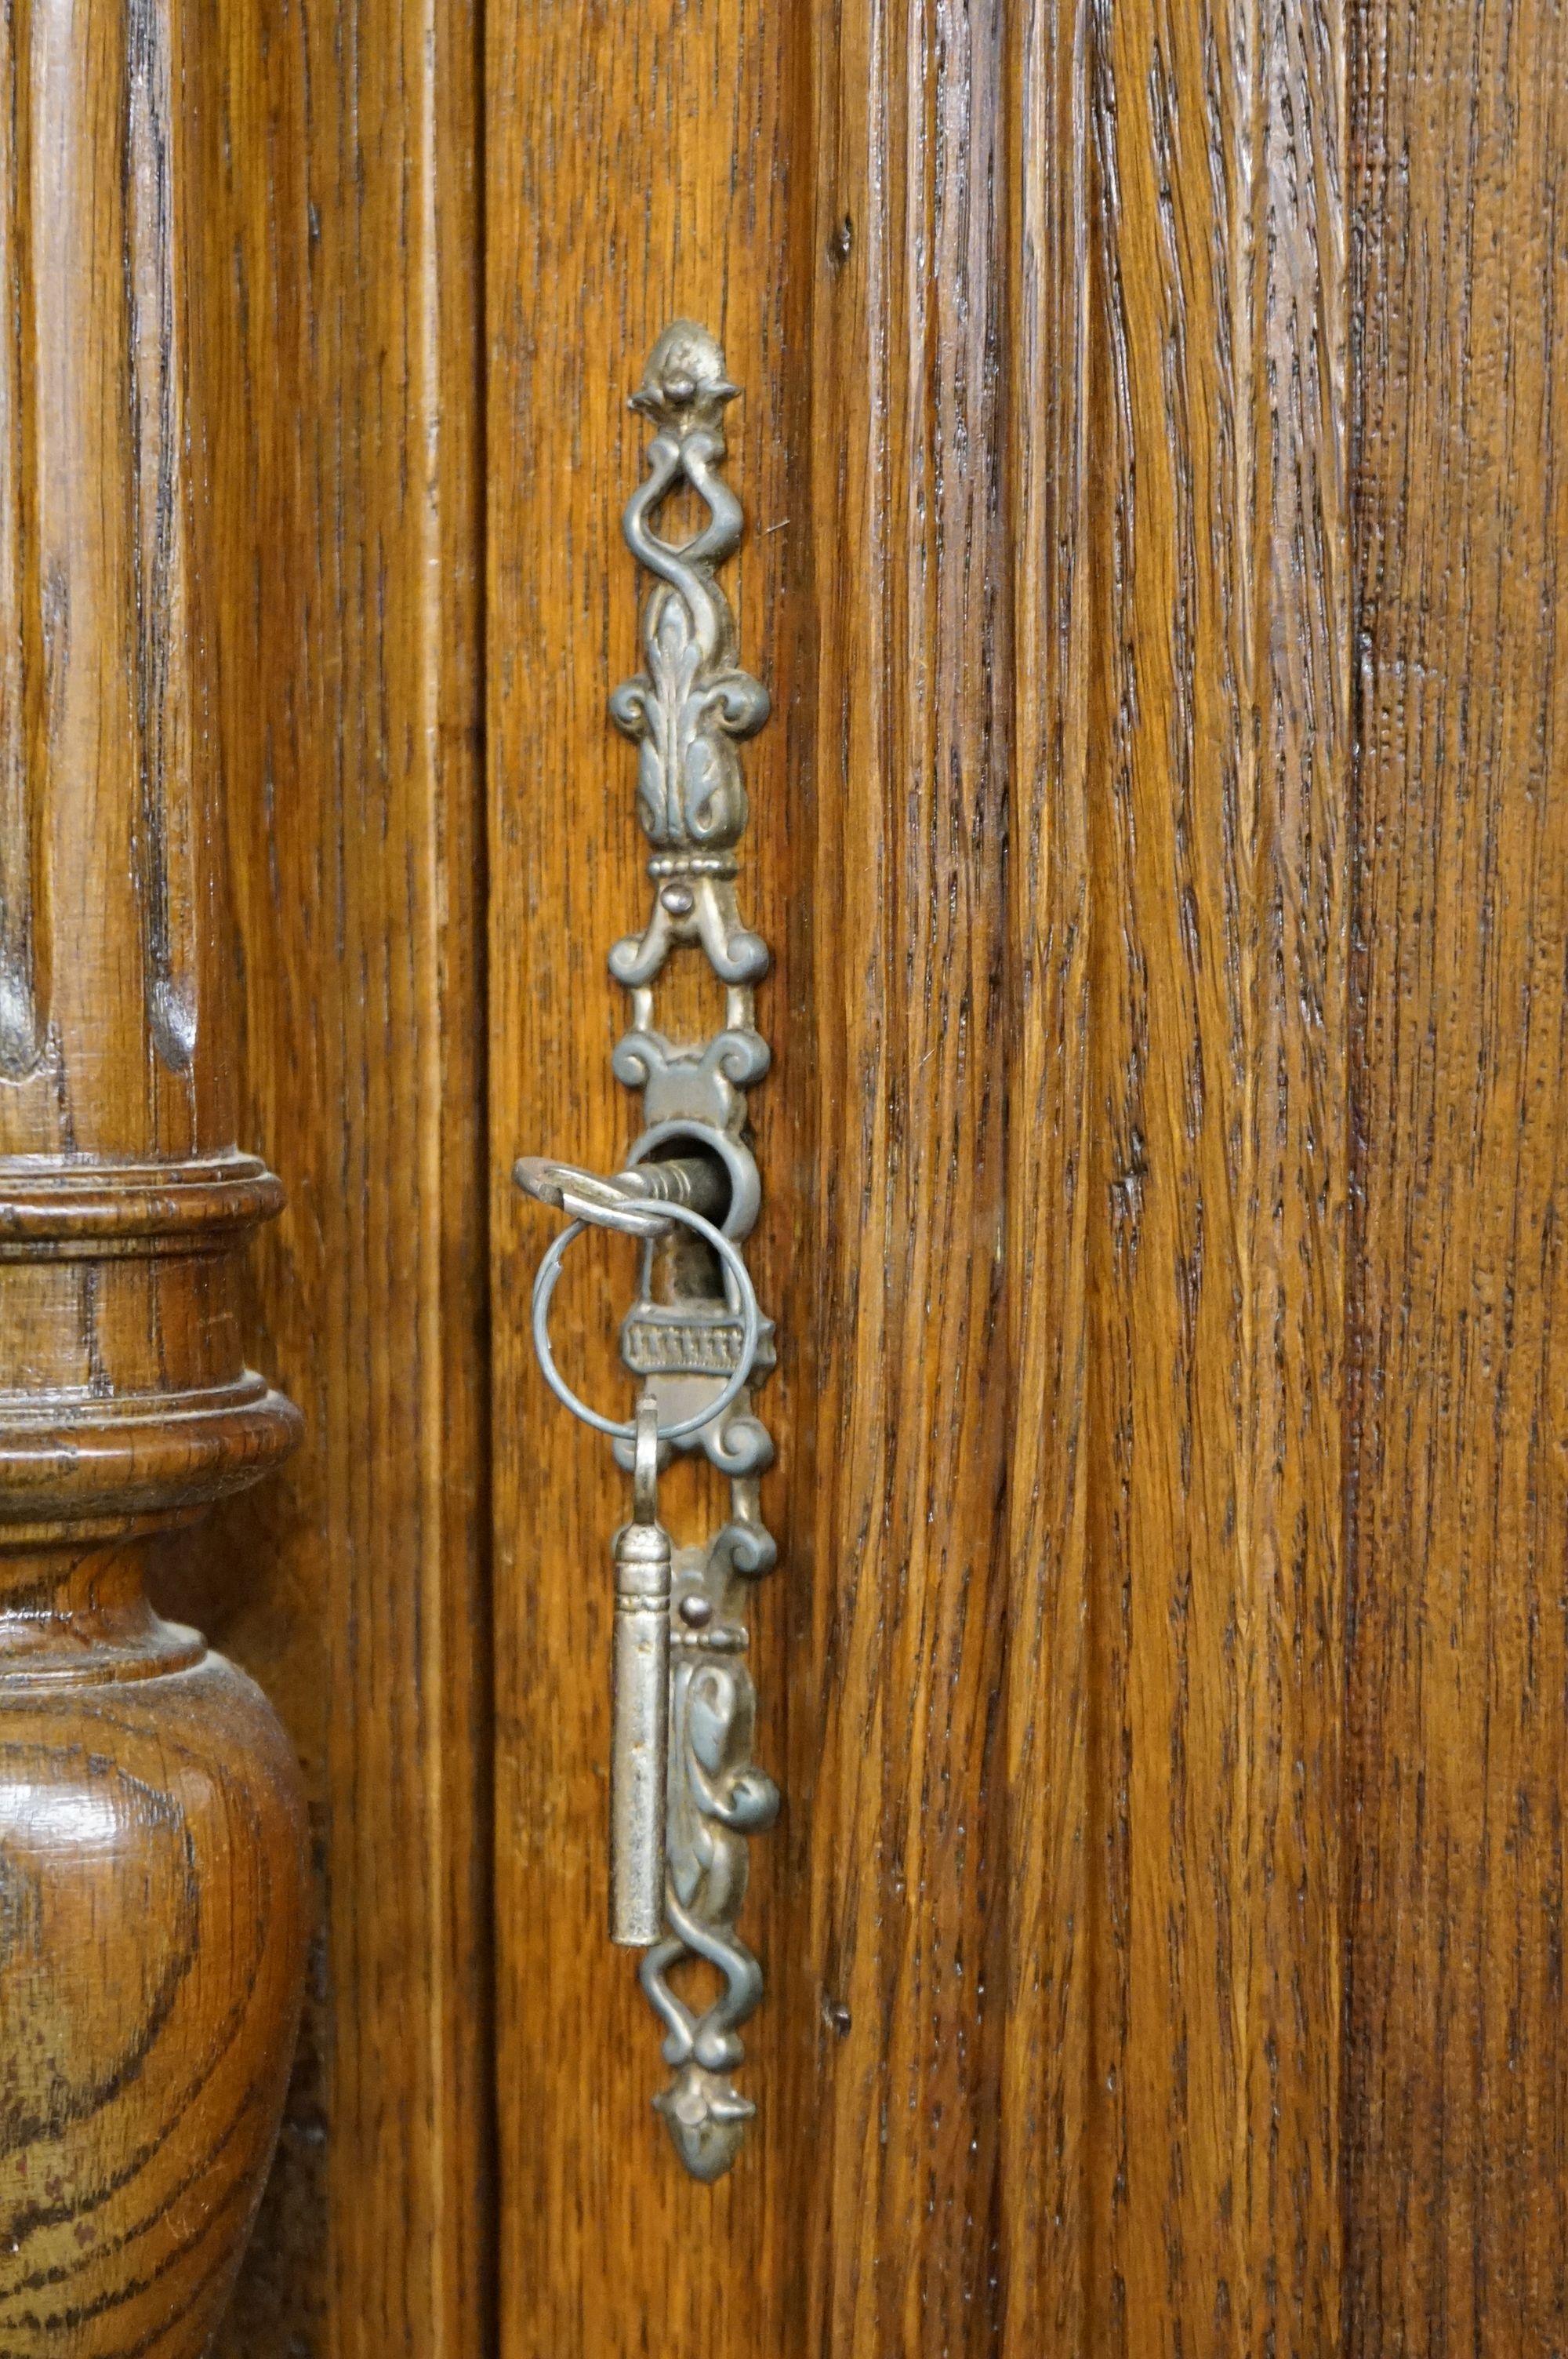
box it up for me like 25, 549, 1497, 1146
154, 5, 492, 2355
797, 5, 1013, 2350
486, 6, 808, 2354
1004, 0, 1348, 2347
493, 2, 1357, 2350
1348, 0, 1568, 2342
491, 0, 1033, 2343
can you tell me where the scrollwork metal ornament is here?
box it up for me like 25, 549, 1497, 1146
609, 322, 779, 2182
517, 323, 779, 2183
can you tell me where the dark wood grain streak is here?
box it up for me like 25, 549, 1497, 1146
1348, 0, 1568, 2343
155, 3, 492, 2353
1000, 0, 1095, 2346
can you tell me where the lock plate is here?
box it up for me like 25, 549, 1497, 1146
515, 321, 779, 2182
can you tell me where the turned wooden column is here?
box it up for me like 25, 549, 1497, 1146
0, 3, 307, 2351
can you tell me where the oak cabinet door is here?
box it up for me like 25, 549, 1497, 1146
486, 2, 1568, 2354
34, 0, 1558, 2354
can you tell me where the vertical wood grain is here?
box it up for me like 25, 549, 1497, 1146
0, 0, 42, 1081
0, 0, 232, 1158
1004, 0, 1349, 2347
1348, 0, 1568, 2343
158, 5, 492, 2354
799, 4, 1012, 2351
0, 2, 307, 2343
158, 0, 1567, 2341
491, 0, 1022, 2345
1000, 0, 1094, 2345
492, 4, 1356, 2352
486, 8, 808, 2355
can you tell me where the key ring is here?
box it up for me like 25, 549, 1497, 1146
524, 1165, 762, 1443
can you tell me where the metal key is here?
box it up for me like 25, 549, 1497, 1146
609, 1390, 670, 1946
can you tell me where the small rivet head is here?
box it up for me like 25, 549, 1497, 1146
661, 881, 695, 916
679, 1593, 714, 1629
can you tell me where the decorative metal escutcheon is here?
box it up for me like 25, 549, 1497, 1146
515, 322, 779, 2183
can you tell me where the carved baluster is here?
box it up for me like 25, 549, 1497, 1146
0, 3, 307, 2350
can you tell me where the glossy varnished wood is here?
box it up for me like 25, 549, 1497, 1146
1348, 0, 1568, 2342
488, 0, 1357, 2352
0, 1563, 306, 2357
192, 0, 1568, 2346
154, 3, 493, 2354
0, 2, 307, 2346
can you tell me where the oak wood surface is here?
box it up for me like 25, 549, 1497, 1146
1002, 0, 1350, 2348
1348, 0, 1568, 2343
487, 4, 1356, 2353
63, 0, 1561, 2346
152, 4, 492, 2354
0, 1, 307, 2346
485, 5, 811, 2351
798, 5, 1014, 2348
0, 1595, 307, 2359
